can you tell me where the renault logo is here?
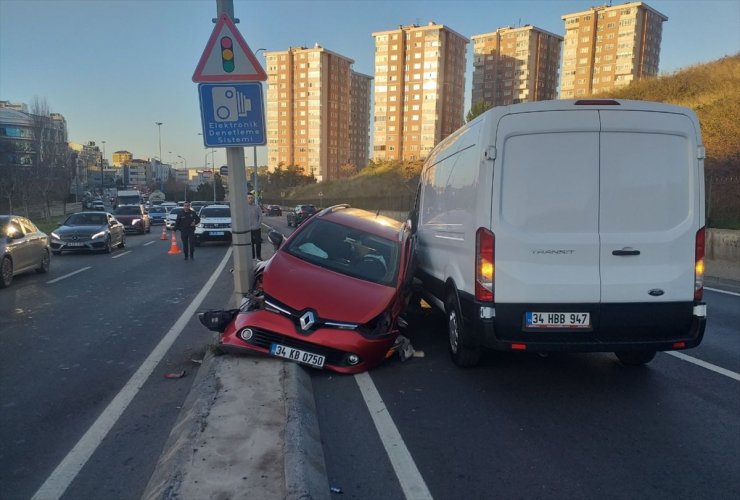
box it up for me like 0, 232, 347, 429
299, 311, 316, 331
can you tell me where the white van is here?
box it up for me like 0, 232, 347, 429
411, 99, 707, 367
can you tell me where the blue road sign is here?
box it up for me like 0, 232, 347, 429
198, 82, 266, 147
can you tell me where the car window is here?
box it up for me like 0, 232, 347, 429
7, 220, 24, 237
283, 219, 399, 286
200, 207, 230, 218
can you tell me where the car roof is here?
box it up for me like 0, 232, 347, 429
317, 206, 403, 240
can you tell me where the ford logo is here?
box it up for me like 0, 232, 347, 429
648, 289, 665, 296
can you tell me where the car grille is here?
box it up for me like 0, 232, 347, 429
204, 222, 230, 228
245, 327, 351, 366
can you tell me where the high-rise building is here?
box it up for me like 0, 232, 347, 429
372, 22, 468, 162
349, 71, 372, 171
471, 25, 562, 107
265, 45, 369, 182
560, 1, 667, 98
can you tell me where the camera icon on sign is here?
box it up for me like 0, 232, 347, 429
212, 86, 252, 122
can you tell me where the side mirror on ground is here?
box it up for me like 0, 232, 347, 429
268, 230, 285, 250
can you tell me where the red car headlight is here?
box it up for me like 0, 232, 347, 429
355, 311, 393, 339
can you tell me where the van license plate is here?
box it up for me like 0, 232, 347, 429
270, 343, 325, 368
526, 312, 590, 329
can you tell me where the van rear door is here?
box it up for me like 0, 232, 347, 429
494, 110, 601, 304
599, 110, 700, 303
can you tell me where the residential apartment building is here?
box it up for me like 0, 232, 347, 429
560, 1, 667, 98
349, 71, 373, 170
372, 22, 468, 162
471, 25, 562, 107
265, 45, 369, 182
112, 150, 132, 167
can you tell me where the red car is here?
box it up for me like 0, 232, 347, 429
203, 205, 415, 373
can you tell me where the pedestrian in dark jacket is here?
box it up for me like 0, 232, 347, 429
174, 202, 201, 260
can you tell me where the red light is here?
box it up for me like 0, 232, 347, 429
574, 99, 620, 105
475, 228, 495, 302
673, 342, 686, 349
511, 343, 527, 350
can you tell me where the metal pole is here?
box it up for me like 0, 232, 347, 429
217, 0, 253, 301
253, 146, 258, 200
156, 122, 163, 193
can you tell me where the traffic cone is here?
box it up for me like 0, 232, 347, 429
168, 231, 182, 255
160, 225, 168, 240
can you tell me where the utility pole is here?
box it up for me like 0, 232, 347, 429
156, 122, 163, 192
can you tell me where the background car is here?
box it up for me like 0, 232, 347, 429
165, 207, 184, 230
1, 215, 51, 288
286, 204, 317, 227
215, 205, 416, 373
195, 204, 232, 245
90, 200, 106, 211
50, 212, 126, 254
264, 204, 282, 216
190, 201, 210, 213
148, 205, 168, 225
112, 204, 151, 234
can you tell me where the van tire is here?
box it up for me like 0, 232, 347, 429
446, 294, 481, 367
615, 350, 656, 366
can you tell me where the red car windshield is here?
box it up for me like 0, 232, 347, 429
283, 219, 400, 286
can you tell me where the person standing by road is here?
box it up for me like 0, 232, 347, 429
247, 193, 263, 260
174, 201, 200, 260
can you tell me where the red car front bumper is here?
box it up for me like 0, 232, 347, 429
219, 309, 397, 374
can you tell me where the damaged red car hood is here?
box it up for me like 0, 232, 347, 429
262, 251, 396, 324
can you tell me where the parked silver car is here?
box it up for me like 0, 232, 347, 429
1, 215, 51, 288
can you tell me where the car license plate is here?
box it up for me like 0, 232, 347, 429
67, 242, 85, 247
210, 231, 224, 236
270, 343, 325, 368
526, 312, 590, 329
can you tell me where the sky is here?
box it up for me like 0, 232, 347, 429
1, 0, 738, 172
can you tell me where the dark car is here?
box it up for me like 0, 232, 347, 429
50, 212, 126, 254
264, 204, 282, 216
286, 204, 317, 227
113, 204, 151, 234
1, 215, 51, 288
148, 205, 168, 225
206, 205, 415, 374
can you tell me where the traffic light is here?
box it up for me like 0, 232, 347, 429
220, 36, 235, 73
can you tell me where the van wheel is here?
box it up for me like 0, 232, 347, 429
445, 294, 481, 367
615, 351, 656, 366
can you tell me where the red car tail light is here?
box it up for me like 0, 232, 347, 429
475, 228, 495, 302
694, 227, 705, 301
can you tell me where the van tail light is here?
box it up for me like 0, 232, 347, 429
475, 228, 495, 302
694, 227, 705, 301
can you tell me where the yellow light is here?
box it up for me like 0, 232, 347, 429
480, 261, 494, 280
695, 259, 704, 276
222, 49, 234, 61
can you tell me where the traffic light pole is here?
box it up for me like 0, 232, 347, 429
217, 0, 254, 303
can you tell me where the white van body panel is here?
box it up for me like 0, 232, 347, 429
599, 110, 701, 302
493, 110, 602, 304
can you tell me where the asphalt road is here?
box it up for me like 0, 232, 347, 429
313, 287, 740, 499
0, 228, 235, 500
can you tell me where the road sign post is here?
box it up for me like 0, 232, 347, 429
195, 2, 266, 303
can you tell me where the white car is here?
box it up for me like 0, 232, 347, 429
165, 207, 184, 231
194, 204, 232, 246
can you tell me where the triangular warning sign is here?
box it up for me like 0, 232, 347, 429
193, 14, 267, 82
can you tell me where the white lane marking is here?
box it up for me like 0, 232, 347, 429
32, 248, 234, 500
112, 251, 131, 259
354, 372, 433, 500
46, 267, 91, 284
144, 241, 157, 246
705, 287, 740, 297
665, 351, 740, 381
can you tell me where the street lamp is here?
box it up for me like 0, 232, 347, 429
100, 140, 106, 194
174, 154, 188, 201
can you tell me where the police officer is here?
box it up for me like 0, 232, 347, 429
174, 201, 201, 260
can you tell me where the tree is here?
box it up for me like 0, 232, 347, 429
466, 100, 493, 123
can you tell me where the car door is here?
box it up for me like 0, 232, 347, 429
7, 218, 32, 272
